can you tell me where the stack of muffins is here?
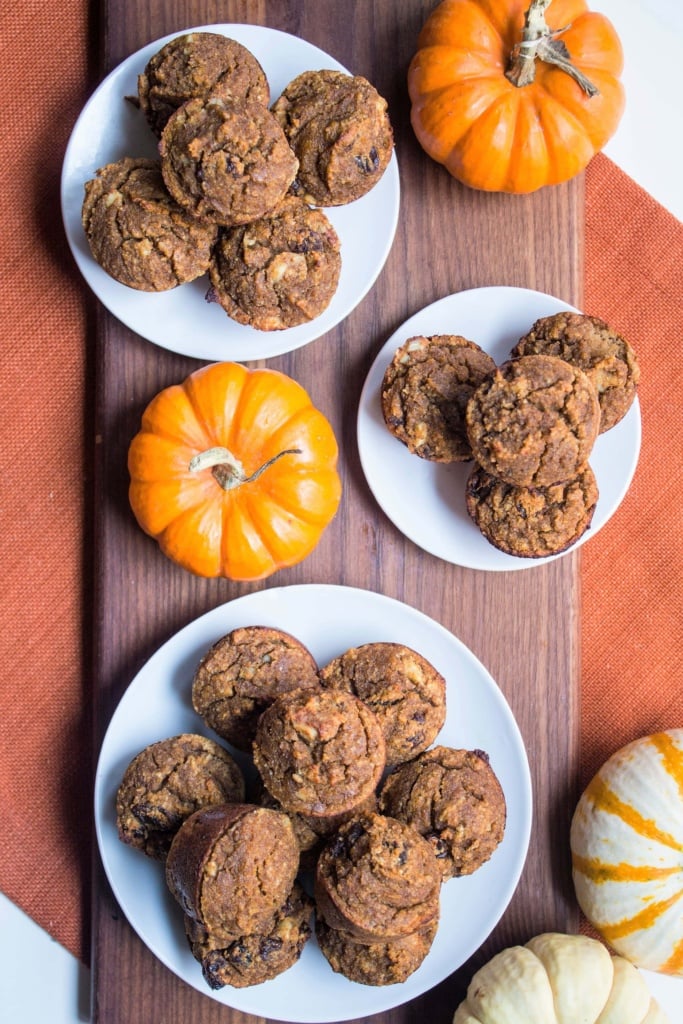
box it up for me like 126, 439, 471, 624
115, 624, 507, 989
81, 31, 394, 331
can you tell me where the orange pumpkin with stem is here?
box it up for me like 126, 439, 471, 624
128, 361, 342, 580
408, 0, 625, 193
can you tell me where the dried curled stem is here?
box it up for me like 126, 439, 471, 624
505, 0, 599, 96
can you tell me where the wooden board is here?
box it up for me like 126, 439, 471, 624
91, 1, 583, 1020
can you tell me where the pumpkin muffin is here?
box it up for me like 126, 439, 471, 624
319, 642, 446, 765
115, 733, 245, 860
252, 689, 386, 818
81, 157, 218, 291
159, 95, 298, 226
166, 803, 299, 939
314, 813, 441, 941
465, 463, 599, 558
207, 195, 341, 330
512, 311, 640, 432
184, 882, 313, 989
272, 69, 394, 206
378, 746, 507, 880
138, 31, 270, 136
465, 354, 601, 487
315, 917, 437, 986
191, 625, 321, 752
381, 335, 496, 462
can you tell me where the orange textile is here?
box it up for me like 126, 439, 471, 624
0, 5, 681, 969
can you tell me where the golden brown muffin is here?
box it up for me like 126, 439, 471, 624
138, 32, 270, 136
315, 917, 437, 986
160, 95, 298, 226
208, 195, 341, 330
381, 335, 496, 462
378, 746, 507, 880
465, 354, 601, 487
115, 733, 245, 860
512, 311, 640, 432
81, 157, 218, 290
319, 642, 446, 765
465, 463, 599, 558
191, 625, 321, 751
272, 69, 394, 205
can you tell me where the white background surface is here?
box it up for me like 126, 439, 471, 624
1, 1, 680, 1021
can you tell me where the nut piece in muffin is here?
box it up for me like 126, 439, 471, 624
378, 746, 506, 880
81, 157, 218, 291
115, 733, 245, 860
381, 335, 496, 462
191, 625, 321, 751
512, 311, 640, 432
138, 31, 270, 137
319, 642, 446, 765
465, 354, 601, 487
184, 882, 313, 989
314, 813, 441, 942
208, 195, 341, 330
252, 689, 386, 818
166, 803, 299, 940
466, 463, 599, 558
159, 95, 298, 226
315, 917, 437, 986
272, 69, 394, 206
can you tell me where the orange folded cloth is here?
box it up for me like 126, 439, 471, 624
1, 8, 681, 969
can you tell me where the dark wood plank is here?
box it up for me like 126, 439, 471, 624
92, 1, 583, 1021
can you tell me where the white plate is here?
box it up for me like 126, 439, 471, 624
358, 286, 642, 572
61, 25, 400, 361
94, 584, 532, 1022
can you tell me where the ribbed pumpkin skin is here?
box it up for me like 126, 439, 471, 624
128, 362, 342, 580
408, 0, 625, 193
570, 730, 683, 976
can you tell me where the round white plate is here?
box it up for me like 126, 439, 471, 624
95, 584, 532, 1022
61, 25, 400, 361
358, 286, 642, 572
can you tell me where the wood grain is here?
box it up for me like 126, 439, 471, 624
92, 1, 583, 1021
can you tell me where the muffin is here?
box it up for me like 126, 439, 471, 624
379, 746, 506, 880
252, 689, 386, 818
160, 95, 298, 226
272, 69, 394, 205
319, 642, 446, 765
166, 803, 299, 939
465, 354, 601, 487
314, 813, 441, 941
207, 195, 341, 330
138, 31, 270, 136
191, 625, 321, 751
466, 463, 599, 558
512, 311, 640, 432
115, 733, 245, 860
184, 882, 313, 989
315, 917, 437, 986
81, 157, 218, 290
381, 335, 496, 462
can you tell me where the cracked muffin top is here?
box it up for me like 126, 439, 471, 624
138, 31, 270, 137
272, 69, 394, 206
465, 354, 601, 487
159, 95, 298, 226
81, 157, 218, 290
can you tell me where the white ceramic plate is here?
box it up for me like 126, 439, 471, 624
94, 584, 532, 1022
358, 286, 642, 572
61, 25, 400, 361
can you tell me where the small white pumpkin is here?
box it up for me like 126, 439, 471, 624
570, 730, 683, 975
453, 932, 669, 1024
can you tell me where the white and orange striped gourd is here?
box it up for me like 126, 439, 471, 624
570, 729, 683, 975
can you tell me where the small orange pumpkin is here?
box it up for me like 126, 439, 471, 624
408, 0, 625, 193
128, 361, 342, 580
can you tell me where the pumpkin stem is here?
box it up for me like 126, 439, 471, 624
505, 0, 599, 96
189, 445, 303, 491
